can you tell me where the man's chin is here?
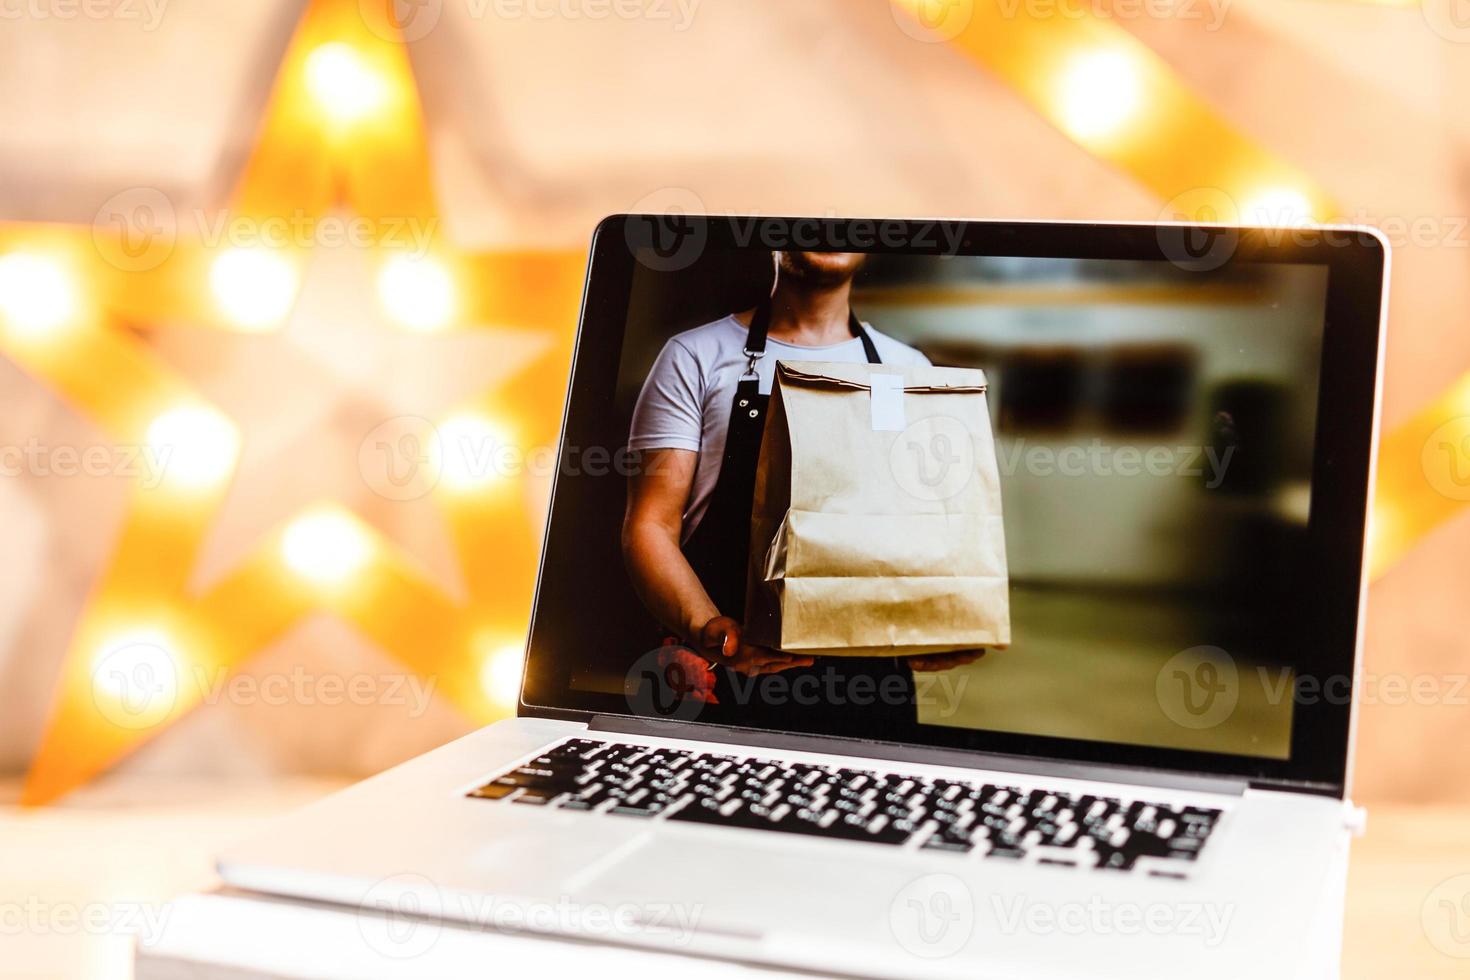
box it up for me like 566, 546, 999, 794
781, 251, 866, 288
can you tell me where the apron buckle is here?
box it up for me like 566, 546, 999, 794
741, 347, 764, 380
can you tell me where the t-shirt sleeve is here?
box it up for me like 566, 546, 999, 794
628, 338, 705, 453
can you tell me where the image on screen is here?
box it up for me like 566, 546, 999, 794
556, 244, 1327, 762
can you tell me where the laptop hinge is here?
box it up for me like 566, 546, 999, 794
589, 715, 1250, 797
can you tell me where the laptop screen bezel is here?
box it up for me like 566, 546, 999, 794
519, 215, 1387, 798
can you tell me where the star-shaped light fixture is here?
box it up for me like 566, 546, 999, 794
892, 0, 1446, 578
3, 0, 585, 804
2, 0, 1455, 804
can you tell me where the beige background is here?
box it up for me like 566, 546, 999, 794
0, 0, 1467, 804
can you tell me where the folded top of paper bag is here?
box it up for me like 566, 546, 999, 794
775, 361, 988, 394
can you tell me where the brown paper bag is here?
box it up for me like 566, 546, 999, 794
744, 360, 1010, 657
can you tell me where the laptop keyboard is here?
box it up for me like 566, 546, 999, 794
467, 738, 1222, 875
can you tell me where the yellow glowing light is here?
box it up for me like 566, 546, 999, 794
1239, 188, 1316, 227
146, 407, 239, 489
479, 642, 525, 707
280, 510, 374, 586
210, 248, 298, 330
0, 253, 78, 337
377, 254, 456, 332
305, 42, 389, 125
1056, 50, 1142, 143
436, 414, 511, 491
11, 0, 592, 807
89, 629, 180, 727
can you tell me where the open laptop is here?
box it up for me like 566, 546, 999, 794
219, 216, 1389, 978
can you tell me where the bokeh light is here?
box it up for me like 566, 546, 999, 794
0, 252, 78, 337
1239, 187, 1316, 227
304, 42, 389, 125
146, 407, 239, 490
377, 253, 456, 332
1056, 50, 1142, 143
479, 641, 525, 708
435, 413, 511, 491
89, 628, 181, 730
210, 247, 298, 330
281, 510, 374, 586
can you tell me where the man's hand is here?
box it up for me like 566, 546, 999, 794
906, 649, 987, 673
698, 616, 815, 676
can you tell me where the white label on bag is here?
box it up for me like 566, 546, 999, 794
870, 374, 906, 431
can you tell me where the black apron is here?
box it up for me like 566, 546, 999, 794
679, 300, 918, 732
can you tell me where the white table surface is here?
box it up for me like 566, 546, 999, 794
4, 777, 1468, 979
136, 889, 808, 980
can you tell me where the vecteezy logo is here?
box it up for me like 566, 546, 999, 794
1421, 417, 1470, 502
909, 430, 961, 486
1156, 645, 1239, 731
92, 187, 177, 272
623, 189, 708, 272
359, 416, 443, 502
1156, 188, 1241, 272
1422, 0, 1470, 44
358, 875, 443, 957
360, 0, 444, 42
889, 874, 974, 959
891, 0, 974, 43
90, 639, 180, 731
1422, 874, 1470, 958
890, 416, 974, 501
624, 647, 711, 722
358, 872, 445, 959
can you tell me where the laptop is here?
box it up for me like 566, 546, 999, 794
219, 216, 1389, 978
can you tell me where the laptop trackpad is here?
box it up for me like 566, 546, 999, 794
471, 828, 655, 889
563, 833, 910, 936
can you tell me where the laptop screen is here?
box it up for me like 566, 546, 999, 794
525, 218, 1384, 792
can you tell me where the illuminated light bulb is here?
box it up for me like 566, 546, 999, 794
90, 629, 181, 727
436, 414, 511, 491
305, 42, 389, 125
281, 510, 373, 586
0, 252, 78, 337
210, 248, 297, 330
377, 254, 456, 332
146, 407, 238, 489
1239, 188, 1316, 228
479, 642, 525, 707
1056, 50, 1143, 142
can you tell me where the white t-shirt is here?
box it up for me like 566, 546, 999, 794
628, 314, 931, 538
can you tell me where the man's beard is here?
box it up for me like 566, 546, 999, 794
779, 251, 866, 289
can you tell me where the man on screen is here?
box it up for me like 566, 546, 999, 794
622, 250, 981, 729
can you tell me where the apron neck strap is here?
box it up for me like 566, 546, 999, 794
742, 297, 882, 377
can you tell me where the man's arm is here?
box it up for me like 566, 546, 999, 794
622, 448, 813, 676
621, 448, 715, 641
